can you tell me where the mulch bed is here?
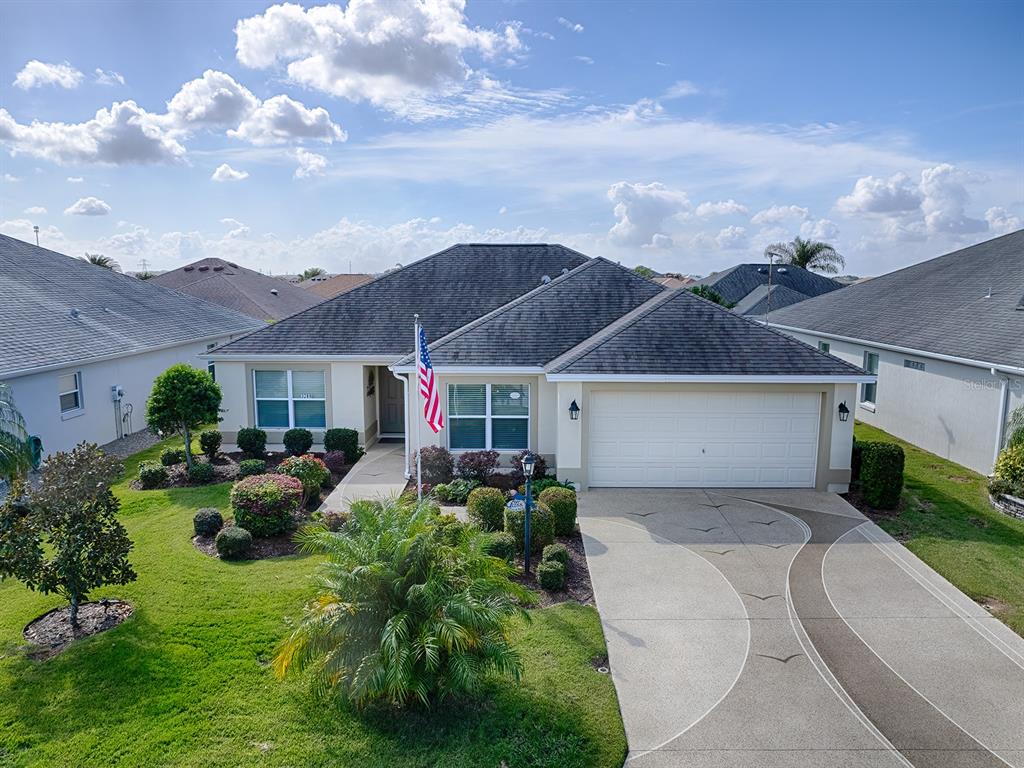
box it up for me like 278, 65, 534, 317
193, 526, 306, 560
23, 599, 134, 661
511, 530, 593, 607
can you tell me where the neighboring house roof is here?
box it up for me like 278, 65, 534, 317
213, 244, 590, 357
0, 234, 263, 378
151, 257, 322, 321
695, 263, 844, 314
769, 229, 1024, 371
731, 283, 814, 317
304, 273, 374, 298
654, 274, 696, 288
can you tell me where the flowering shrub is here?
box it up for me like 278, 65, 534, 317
278, 455, 330, 508
415, 446, 455, 485
230, 474, 303, 537
456, 450, 500, 483
323, 450, 347, 474
994, 444, 1024, 486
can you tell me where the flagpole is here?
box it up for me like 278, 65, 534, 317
414, 313, 422, 503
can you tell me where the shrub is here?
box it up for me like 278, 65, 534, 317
504, 501, 555, 554
415, 446, 455, 485
187, 461, 215, 484
146, 363, 221, 470
994, 444, 1024, 486
215, 526, 252, 560
467, 487, 506, 531
538, 486, 577, 536
279, 454, 330, 507
517, 477, 575, 496
434, 478, 480, 504
138, 461, 168, 489
456, 450, 500, 483
193, 507, 224, 537
537, 560, 566, 591
851, 438, 863, 482
199, 429, 222, 459
989, 477, 1024, 499
484, 531, 517, 562
858, 441, 905, 509
237, 427, 267, 458
324, 428, 363, 462
323, 450, 347, 474
160, 448, 185, 466
542, 542, 570, 566
318, 509, 350, 532
230, 474, 303, 537
283, 428, 314, 456
238, 458, 266, 477
510, 450, 548, 485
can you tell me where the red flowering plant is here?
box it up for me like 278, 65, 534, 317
278, 455, 331, 508
230, 474, 303, 537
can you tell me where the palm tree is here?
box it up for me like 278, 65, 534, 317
763, 237, 845, 275
300, 267, 326, 281
84, 253, 121, 272
274, 497, 529, 708
0, 383, 32, 484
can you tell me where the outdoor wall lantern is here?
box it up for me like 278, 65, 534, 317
568, 399, 581, 421
838, 401, 850, 422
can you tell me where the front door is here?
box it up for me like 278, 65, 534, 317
379, 366, 405, 436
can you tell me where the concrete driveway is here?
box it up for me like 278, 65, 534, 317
579, 489, 1024, 768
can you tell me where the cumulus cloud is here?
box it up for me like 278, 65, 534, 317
219, 218, 250, 238
695, 199, 747, 217
211, 163, 249, 182
919, 163, 986, 235
662, 80, 700, 100
293, 148, 327, 178
166, 69, 259, 128
714, 225, 747, 249
750, 205, 809, 226
557, 17, 584, 33
24, 206, 47, 215
836, 172, 921, 215
3, 174, 20, 182
94, 68, 125, 86
65, 196, 111, 216
573, 56, 595, 65
984, 206, 1022, 234
799, 218, 840, 241
67, 176, 84, 183
229, 94, 346, 145
607, 181, 690, 248
13, 60, 84, 90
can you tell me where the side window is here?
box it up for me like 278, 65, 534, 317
861, 352, 879, 405
58, 371, 83, 414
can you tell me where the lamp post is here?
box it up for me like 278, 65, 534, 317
522, 451, 536, 574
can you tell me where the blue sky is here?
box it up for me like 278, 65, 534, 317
1, 0, 1021, 276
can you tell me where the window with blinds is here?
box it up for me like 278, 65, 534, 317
447, 383, 529, 451
254, 370, 326, 429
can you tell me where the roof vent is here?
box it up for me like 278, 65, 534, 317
757, 266, 768, 274
183, 266, 195, 272
270, 288, 279, 296
229, 262, 238, 268
213, 265, 224, 272
541, 275, 552, 284
777, 267, 788, 274
69, 308, 81, 319
561, 267, 569, 275
198, 265, 209, 271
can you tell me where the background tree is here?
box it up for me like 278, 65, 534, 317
0, 444, 136, 628
0, 383, 32, 484
83, 253, 121, 271
146, 364, 221, 469
763, 237, 845, 274
633, 265, 656, 279
300, 267, 326, 281
689, 284, 735, 308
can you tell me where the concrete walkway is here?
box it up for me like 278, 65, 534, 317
319, 441, 408, 511
580, 488, 1024, 768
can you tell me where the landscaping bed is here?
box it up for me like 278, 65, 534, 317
511, 530, 593, 607
22, 600, 134, 661
192, 522, 308, 560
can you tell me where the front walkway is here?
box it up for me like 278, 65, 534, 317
580, 488, 1024, 768
319, 441, 408, 511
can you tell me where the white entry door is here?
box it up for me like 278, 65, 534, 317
588, 390, 820, 488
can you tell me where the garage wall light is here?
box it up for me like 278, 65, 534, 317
838, 401, 850, 422
568, 399, 581, 421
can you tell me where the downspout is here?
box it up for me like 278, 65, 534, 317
392, 369, 411, 478
992, 369, 1010, 470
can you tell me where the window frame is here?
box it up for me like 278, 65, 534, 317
818, 341, 831, 355
58, 370, 84, 418
861, 351, 879, 408
206, 343, 217, 381
446, 383, 530, 452
253, 369, 327, 430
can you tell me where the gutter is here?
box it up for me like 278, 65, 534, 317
543, 373, 877, 384
389, 365, 545, 375
993, 371, 1011, 469
391, 369, 412, 479
204, 353, 401, 363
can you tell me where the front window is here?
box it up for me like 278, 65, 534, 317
861, 352, 879, 405
254, 370, 326, 429
447, 383, 529, 451
58, 371, 82, 413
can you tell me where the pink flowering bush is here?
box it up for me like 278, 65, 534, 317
278, 455, 331, 508
230, 474, 303, 537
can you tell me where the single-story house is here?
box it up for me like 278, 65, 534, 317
0, 234, 263, 456
208, 244, 871, 492
694, 263, 845, 316
769, 230, 1024, 475
303, 273, 374, 299
151, 257, 323, 322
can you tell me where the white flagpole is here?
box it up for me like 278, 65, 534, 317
414, 313, 422, 503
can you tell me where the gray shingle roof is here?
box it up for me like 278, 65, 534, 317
768, 230, 1024, 370
695, 263, 844, 306
214, 244, 589, 357
731, 283, 814, 317
151, 257, 322, 321
0, 234, 263, 378
545, 288, 866, 377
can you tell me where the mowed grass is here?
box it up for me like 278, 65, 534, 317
856, 422, 1024, 635
0, 438, 626, 768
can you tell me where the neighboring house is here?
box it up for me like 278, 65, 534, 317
694, 263, 845, 316
0, 234, 263, 456
208, 243, 871, 492
303, 273, 374, 299
770, 230, 1024, 475
151, 257, 322, 322
653, 273, 696, 289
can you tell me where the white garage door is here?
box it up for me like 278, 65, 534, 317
588, 390, 820, 488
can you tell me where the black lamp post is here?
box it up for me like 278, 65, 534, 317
522, 451, 536, 574
838, 401, 850, 422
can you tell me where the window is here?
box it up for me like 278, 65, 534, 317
818, 341, 831, 355
58, 371, 82, 414
861, 351, 879, 405
206, 343, 217, 381
904, 359, 926, 372
447, 383, 529, 451
254, 370, 326, 429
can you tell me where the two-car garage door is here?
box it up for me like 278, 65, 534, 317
588, 390, 821, 488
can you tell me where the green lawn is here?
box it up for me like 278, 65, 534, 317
856, 422, 1024, 635
0, 439, 626, 768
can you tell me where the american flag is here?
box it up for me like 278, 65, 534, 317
418, 326, 444, 433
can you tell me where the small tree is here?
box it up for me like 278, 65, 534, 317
690, 284, 735, 308
633, 265, 656, 279
300, 267, 326, 281
0, 382, 32, 483
146, 364, 221, 469
84, 252, 121, 271
0, 444, 136, 627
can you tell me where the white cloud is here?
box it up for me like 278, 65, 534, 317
573, 56, 595, 65
714, 225, 747, 250
607, 181, 690, 248
557, 17, 584, 33
229, 94, 346, 145
94, 68, 125, 86
695, 199, 747, 217
13, 60, 84, 90
919, 163, 986, 235
166, 69, 259, 128
23, 206, 47, 215
219, 218, 250, 238
211, 163, 249, 182
64, 196, 111, 216
498, 205, 508, 214
750, 204, 809, 226
293, 148, 327, 178
984, 206, 1022, 234
662, 80, 700, 100
836, 172, 921, 214
799, 218, 840, 241
67, 176, 84, 183
3, 174, 20, 182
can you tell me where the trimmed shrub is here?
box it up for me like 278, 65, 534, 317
187, 461, 215, 484
483, 531, 517, 562
542, 542, 570, 566
510, 450, 548, 485
859, 441, 905, 509
539, 486, 577, 536
324, 428, 363, 462
138, 461, 167, 489
230, 474, 303, 537
415, 446, 455, 485
504, 501, 555, 554
319, 509, 350, 532
283, 428, 313, 456
238, 458, 266, 477
517, 477, 575, 496
851, 438, 863, 482
456, 450, 500, 483
215, 526, 252, 560
236, 427, 266, 458
989, 477, 1024, 499
323, 450, 347, 474
537, 560, 566, 591
199, 429, 222, 459
434, 478, 480, 504
279, 454, 330, 507
160, 447, 185, 466
467, 487, 506, 531
994, 444, 1024, 486
193, 507, 224, 537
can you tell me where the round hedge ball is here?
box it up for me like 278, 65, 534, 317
215, 526, 252, 560
193, 507, 224, 537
